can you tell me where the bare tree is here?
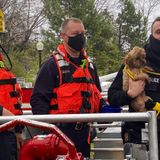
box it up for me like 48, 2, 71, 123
95, 0, 160, 38
95, 0, 118, 16
0, 0, 46, 51
132, 0, 160, 31
134, 0, 160, 20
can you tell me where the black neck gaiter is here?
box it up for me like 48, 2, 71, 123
146, 35, 160, 71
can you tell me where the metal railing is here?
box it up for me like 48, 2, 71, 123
99, 72, 117, 82
0, 111, 158, 160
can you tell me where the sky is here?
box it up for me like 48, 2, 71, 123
32, 0, 160, 39
105, 0, 160, 36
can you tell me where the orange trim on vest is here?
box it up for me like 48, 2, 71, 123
49, 44, 102, 114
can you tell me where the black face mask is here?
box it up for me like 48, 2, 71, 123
146, 35, 160, 71
67, 33, 86, 51
150, 35, 160, 53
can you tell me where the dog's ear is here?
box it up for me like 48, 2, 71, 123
123, 49, 131, 65
125, 54, 133, 67
124, 49, 133, 66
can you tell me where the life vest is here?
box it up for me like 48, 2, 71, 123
0, 55, 22, 115
49, 44, 102, 114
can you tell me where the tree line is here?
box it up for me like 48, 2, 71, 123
0, 0, 159, 82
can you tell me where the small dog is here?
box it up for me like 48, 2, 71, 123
123, 46, 151, 112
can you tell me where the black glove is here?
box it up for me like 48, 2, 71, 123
145, 99, 156, 110
145, 99, 160, 116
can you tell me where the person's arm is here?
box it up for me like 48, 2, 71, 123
108, 65, 134, 106
91, 64, 107, 110
30, 57, 58, 114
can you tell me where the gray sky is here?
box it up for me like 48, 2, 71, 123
105, 0, 160, 35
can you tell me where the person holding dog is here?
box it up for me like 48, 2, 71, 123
108, 17, 160, 159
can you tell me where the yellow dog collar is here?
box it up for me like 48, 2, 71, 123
124, 65, 135, 80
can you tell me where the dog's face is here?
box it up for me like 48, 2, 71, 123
124, 46, 146, 69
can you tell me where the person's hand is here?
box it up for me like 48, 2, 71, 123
16, 133, 24, 150
127, 78, 145, 98
2, 108, 14, 116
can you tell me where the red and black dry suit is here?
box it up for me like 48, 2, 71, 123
108, 35, 160, 159
31, 44, 103, 157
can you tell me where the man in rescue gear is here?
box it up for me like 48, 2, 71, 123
0, 53, 23, 160
108, 17, 160, 159
31, 17, 104, 158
